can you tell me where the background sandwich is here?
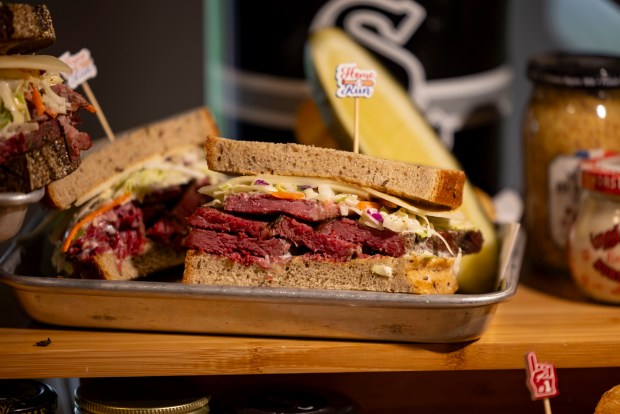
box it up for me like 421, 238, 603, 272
182, 136, 483, 295
595, 384, 620, 414
50, 107, 224, 281
0, 3, 95, 193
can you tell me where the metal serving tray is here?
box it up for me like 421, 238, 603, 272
0, 216, 523, 343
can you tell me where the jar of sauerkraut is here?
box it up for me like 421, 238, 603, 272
568, 154, 620, 304
523, 52, 620, 273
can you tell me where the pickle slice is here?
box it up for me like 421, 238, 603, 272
304, 27, 499, 293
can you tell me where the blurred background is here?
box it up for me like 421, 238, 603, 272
21, 0, 620, 195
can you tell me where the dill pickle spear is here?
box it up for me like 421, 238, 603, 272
304, 27, 499, 293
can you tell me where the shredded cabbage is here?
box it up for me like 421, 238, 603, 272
0, 68, 69, 140
75, 147, 224, 218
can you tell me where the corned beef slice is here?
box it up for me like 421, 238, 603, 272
184, 196, 484, 267
50, 83, 94, 158
318, 217, 405, 256
58, 115, 92, 157
146, 180, 211, 248
271, 215, 359, 260
436, 230, 484, 255
185, 228, 290, 268
223, 193, 341, 222
171, 179, 213, 219
52, 84, 91, 110
187, 206, 270, 238
68, 202, 146, 263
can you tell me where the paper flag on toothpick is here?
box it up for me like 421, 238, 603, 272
335, 63, 377, 98
59, 48, 116, 142
335, 63, 377, 154
525, 352, 559, 414
59, 48, 97, 89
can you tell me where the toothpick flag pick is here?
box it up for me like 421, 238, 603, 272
525, 352, 559, 414
59, 48, 116, 142
335, 63, 377, 153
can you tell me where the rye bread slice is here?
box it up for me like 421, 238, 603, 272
205, 135, 465, 211
183, 251, 458, 294
0, 136, 78, 193
0, 3, 56, 55
74, 241, 186, 281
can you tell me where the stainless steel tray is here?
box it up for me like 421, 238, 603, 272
0, 216, 523, 343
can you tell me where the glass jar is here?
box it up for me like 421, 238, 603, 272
74, 378, 209, 414
0, 379, 58, 414
523, 52, 620, 273
568, 155, 620, 304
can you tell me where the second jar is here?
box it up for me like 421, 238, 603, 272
522, 52, 620, 273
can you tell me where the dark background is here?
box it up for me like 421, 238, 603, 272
22, 1, 205, 141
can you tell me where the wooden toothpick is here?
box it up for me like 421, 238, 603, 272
81, 81, 115, 142
335, 63, 376, 155
353, 97, 359, 153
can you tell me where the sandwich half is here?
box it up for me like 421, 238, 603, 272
182, 136, 483, 294
0, 4, 95, 193
51, 107, 225, 280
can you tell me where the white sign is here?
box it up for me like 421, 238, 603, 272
335, 63, 376, 98
59, 48, 97, 89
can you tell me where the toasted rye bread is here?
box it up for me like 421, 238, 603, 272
0, 135, 79, 193
76, 241, 185, 281
0, 3, 55, 55
183, 251, 458, 294
205, 136, 465, 211
46, 107, 219, 209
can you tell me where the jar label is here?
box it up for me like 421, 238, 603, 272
548, 154, 582, 247
569, 209, 620, 303
589, 225, 620, 284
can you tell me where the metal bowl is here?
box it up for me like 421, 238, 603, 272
0, 189, 45, 242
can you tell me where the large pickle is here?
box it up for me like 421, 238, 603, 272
304, 27, 498, 293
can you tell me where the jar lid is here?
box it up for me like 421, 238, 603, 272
0, 379, 58, 414
74, 378, 209, 414
217, 388, 359, 414
581, 154, 620, 195
527, 52, 620, 88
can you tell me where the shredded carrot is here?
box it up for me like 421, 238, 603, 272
380, 199, 398, 209
84, 104, 97, 113
356, 201, 380, 210
30, 85, 45, 116
61, 193, 132, 253
270, 191, 305, 200
44, 107, 58, 118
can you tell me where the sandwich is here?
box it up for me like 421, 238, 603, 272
49, 107, 225, 281
595, 384, 620, 414
0, 3, 95, 193
181, 136, 484, 295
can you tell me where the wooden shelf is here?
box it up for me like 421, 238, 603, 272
2, 270, 619, 379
